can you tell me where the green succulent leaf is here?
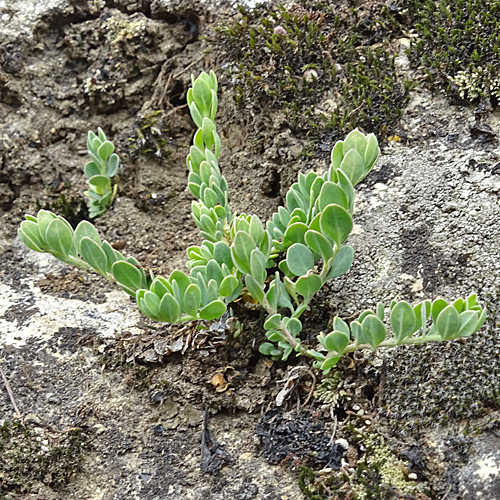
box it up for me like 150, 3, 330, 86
88, 175, 111, 195
320, 204, 353, 247
340, 149, 365, 186
98, 141, 115, 161
85, 162, 102, 178
259, 342, 276, 356
159, 293, 180, 323
325, 245, 354, 280
264, 314, 282, 330
199, 300, 226, 320
436, 305, 460, 340
36, 210, 57, 242
151, 277, 171, 299
283, 222, 309, 248
413, 300, 431, 334
455, 310, 479, 338
333, 316, 350, 336
318, 182, 348, 211
219, 275, 239, 297
361, 314, 387, 349
431, 298, 449, 323
295, 274, 322, 300
232, 231, 256, 275
245, 274, 265, 304
285, 317, 302, 336
343, 129, 367, 158
105, 154, 119, 177
18, 220, 45, 252
320, 356, 341, 373
324, 330, 350, 355
183, 283, 202, 316
351, 320, 365, 345
330, 141, 344, 170
390, 301, 417, 343
304, 230, 334, 263
143, 291, 160, 320
364, 134, 380, 171
286, 243, 315, 277
250, 249, 267, 286
192, 77, 212, 116
112, 261, 144, 296
80, 237, 108, 276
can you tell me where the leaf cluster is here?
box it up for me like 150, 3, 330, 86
84, 128, 119, 217
18, 210, 151, 292
18, 71, 486, 374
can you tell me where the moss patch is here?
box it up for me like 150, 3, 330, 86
297, 430, 422, 499
0, 420, 86, 496
389, 0, 500, 101
216, 2, 414, 142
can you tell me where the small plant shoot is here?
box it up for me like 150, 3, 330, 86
18, 71, 486, 374
84, 127, 119, 217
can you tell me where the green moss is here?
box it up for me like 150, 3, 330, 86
387, 0, 500, 101
296, 430, 421, 499
350, 434, 419, 499
0, 420, 86, 496
102, 15, 147, 46
128, 110, 173, 159
216, 3, 414, 142
316, 370, 348, 407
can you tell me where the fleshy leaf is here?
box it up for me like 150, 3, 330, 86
286, 243, 315, 277
112, 261, 144, 295
183, 284, 202, 316
159, 293, 180, 323
320, 204, 353, 247
295, 274, 322, 300
436, 305, 460, 340
390, 301, 417, 343
304, 230, 334, 263
324, 330, 350, 354
325, 245, 354, 280
80, 237, 108, 276
199, 300, 226, 320
361, 314, 387, 349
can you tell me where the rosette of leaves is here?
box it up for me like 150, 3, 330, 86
84, 128, 119, 217
18, 71, 486, 374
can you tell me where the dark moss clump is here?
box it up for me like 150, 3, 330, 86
35, 192, 88, 227
0, 420, 86, 496
388, 0, 500, 101
128, 110, 174, 159
382, 292, 500, 431
297, 431, 421, 499
216, 3, 414, 142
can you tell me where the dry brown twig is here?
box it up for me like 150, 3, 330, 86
1, 364, 22, 419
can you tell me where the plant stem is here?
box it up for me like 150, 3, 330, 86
262, 298, 308, 355
343, 333, 443, 354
